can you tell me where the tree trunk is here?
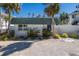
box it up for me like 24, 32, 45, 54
51, 16, 56, 35
7, 10, 11, 33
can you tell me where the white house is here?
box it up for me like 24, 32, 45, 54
0, 13, 8, 33
9, 18, 52, 37
68, 10, 79, 25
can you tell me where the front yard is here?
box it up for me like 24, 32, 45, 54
0, 39, 79, 56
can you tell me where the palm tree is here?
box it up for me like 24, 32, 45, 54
54, 17, 60, 25
0, 3, 20, 33
42, 14, 45, 18
32, 13, 34, 18
76, 4, 79, 11
37, 14, 41, 18
60, 12, 69, 24
28, 12, 30, 18
44, 3, 60, 34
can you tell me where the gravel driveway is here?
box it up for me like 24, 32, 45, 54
0, 39, 79, 56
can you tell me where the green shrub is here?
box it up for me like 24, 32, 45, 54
42, 29, 51, 39
69, 33, 79, 39
61, 33, 68, 38
9, 30, 15, 38
53, 33, 61, 39
53, 33, 68, 39
4, 37, 8, 41
0, 34, 9, 41
27, 30, 39, 39
0, 31, 16, 41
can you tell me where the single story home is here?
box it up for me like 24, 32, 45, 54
9, 18, 52, 37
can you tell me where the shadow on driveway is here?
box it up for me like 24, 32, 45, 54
0, 42, 33, 56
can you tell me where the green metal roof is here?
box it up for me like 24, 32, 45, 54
11, 18, 52, 25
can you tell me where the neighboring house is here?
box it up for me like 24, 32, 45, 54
0, 13, 8, 33
68, 10, 79, 25
9, 18, 52, 37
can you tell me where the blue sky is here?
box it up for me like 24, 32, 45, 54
13, 3, 78, 17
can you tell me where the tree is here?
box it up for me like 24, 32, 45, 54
42, 14, 45, 18
76, 4, 79, 11
37, 14, 41, 18
60, 12, 69, 24
44, 3, 60, 34
0, 3, 20, 33
54, 17, 60, 25
32, 13, 34, 18
28, 12, 30, 18
0, 15, 3, 30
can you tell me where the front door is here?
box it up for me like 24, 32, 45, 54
47, 25, 51, 31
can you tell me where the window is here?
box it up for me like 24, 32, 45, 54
24, 28, 27, 30
72, 15, 75, 18
24, 24, 27, 27
18, 24, 27, 31
18, 24, 22, 27
18, 27, 22, 30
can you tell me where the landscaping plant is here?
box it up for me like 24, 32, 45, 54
43, 29, 51, 39
61, 33, 68, 38
69, 33, 79, 39
27, 30, 39, 39
53, 33, 68, 39
53, 33, 61, 39
0, 33, 10, 41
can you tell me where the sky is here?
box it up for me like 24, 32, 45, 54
8, 3, 79, 17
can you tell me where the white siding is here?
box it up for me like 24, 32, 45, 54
10, 24, 27, 37
9, 24, 47, 37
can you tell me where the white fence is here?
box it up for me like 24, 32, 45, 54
54, 25, 79, 34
